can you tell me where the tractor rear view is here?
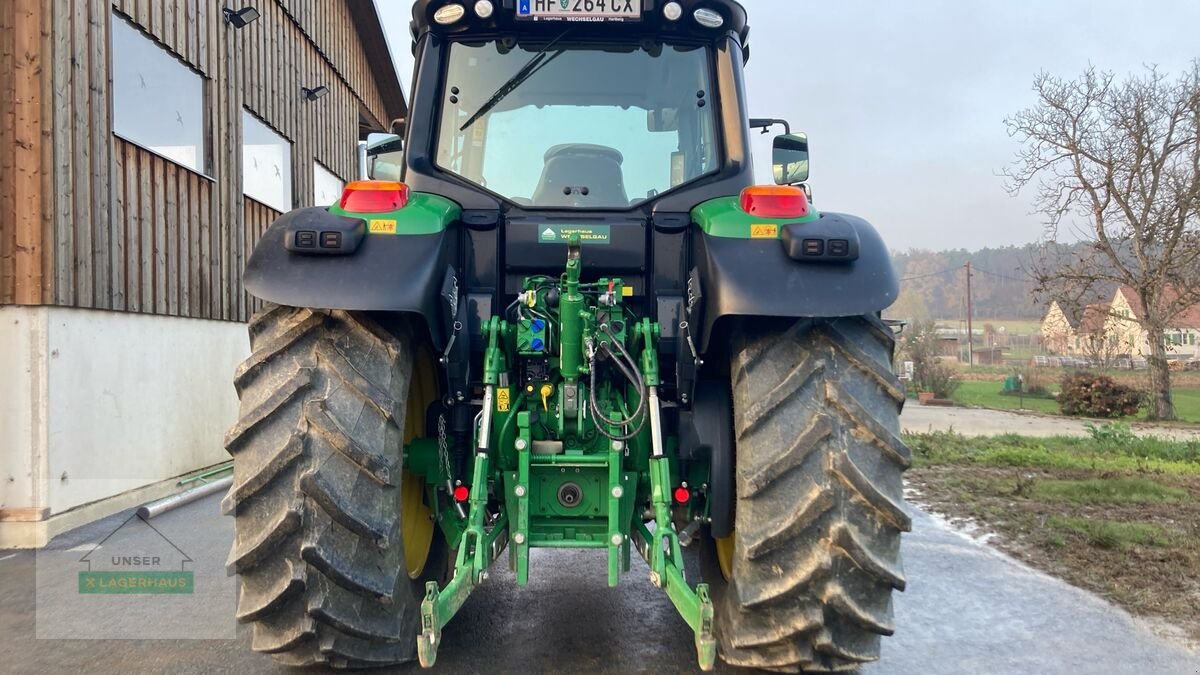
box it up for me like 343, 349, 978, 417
224, 1, 910, 671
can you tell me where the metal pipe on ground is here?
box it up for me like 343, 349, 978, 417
178, 461, 233, 485
137, 476, 233, 519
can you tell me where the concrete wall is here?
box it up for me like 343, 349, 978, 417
0, 308, 48, 519
1, 306, 248, 545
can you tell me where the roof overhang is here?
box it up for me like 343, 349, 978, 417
349, 0, 409, 131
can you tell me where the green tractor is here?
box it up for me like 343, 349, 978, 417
224, 0, 910, 671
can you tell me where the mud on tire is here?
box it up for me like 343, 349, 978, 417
704, 316, 911, 672
223, 305, 428, 668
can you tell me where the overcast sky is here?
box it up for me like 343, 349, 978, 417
375, 1, 1200, 251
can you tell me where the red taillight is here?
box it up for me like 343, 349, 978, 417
453, 485, 470, 502
339, 180, 410, 213
673, 486, 691, 504
739, 186, 809, 218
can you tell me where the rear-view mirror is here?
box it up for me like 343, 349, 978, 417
366, 133, 404, 182
772, 133, 809, 185
647, 108, 679, 132
367, 132, 402, 152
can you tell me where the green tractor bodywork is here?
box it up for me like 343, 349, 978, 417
231, 1, 909, 671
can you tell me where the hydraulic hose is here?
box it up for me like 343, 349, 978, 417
589, 364, 648, 442
589, 326, 649, 442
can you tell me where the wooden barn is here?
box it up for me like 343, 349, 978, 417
0, 0, 406, 546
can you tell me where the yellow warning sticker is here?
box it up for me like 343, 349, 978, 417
496, 388, 511, 412
622, 285, 634, 297
369, 219, 398, 235
750, 224, 779, 239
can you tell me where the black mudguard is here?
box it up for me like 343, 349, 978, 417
243, 207, 458, 347
679, 380, 735, 538
691, 212, 898, 352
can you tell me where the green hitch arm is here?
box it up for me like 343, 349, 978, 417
482, 316, 505, 387
630, 319, 715, 671
419, 318, 510, 668
478, 316, 506, 453
635, 318, 662, 387
418, 449, 509, 667
559, 236, 585, 381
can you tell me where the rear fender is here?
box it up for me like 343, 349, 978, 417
690, 212, 898, 353
243, 203, 461, 349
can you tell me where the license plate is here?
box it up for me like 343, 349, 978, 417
516, 0, 642, 22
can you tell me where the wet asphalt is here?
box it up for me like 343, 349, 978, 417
2, 492, 1199, 675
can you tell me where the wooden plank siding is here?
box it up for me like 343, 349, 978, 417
277, 0, 392, 130
0, 0, 15, 304
244, 198, 281, 317
0, 0, 403, 320
0, 0, 52, 305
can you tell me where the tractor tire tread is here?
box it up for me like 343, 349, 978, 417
226, 305, 420, 668
712, 316, 910, 672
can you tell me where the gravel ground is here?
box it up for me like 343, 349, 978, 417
901, 404, 1200, 440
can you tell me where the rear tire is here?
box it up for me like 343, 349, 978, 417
704, 316, 911, 672
223, 305, 436, 668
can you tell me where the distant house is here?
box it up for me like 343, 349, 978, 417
974, 346, 1006, 365
1070, 303, 1111, 357
937, 336, 961, 359
1041, 301, 1077, 354
1105, 286, 1200, 361
1043, 288, 1200, 362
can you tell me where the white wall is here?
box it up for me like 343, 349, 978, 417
1, 306, 248, 517
0, 307, 48, 514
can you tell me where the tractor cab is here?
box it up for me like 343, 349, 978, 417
403, 0, 760, 215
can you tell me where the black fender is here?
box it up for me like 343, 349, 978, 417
243, 207, 459, 348
691, 212, 898, 352
679, 380, 735, 538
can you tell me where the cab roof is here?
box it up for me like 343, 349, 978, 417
410, 0, 750, 57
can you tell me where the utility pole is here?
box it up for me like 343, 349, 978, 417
965, 261, 974, 366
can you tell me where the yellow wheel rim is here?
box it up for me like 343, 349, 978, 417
401, 472, 434, 579
401, 345, 440, 580
715, 532, 735, 581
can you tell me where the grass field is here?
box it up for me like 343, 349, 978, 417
1168, 388, 1200, 424
907, 430, 1200, 475
949, 380, 1060, 414
905, 430, 1200, 638
947, 379, 1200, 423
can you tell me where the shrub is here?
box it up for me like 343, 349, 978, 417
1020, 366, 1051, 397
900, 320, 960, 398
1057, 372, 1142, 418
925, 361, 961, 399
1083, 421, 1136, 445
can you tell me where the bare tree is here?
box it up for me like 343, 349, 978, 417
1006, 63, 1200, 419
1079, 330, 1122, 369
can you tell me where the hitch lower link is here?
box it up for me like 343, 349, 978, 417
418, 359, 508, 668
418, 449, 716, 671
634, 452, 716, 672
417, 444, 507, 668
